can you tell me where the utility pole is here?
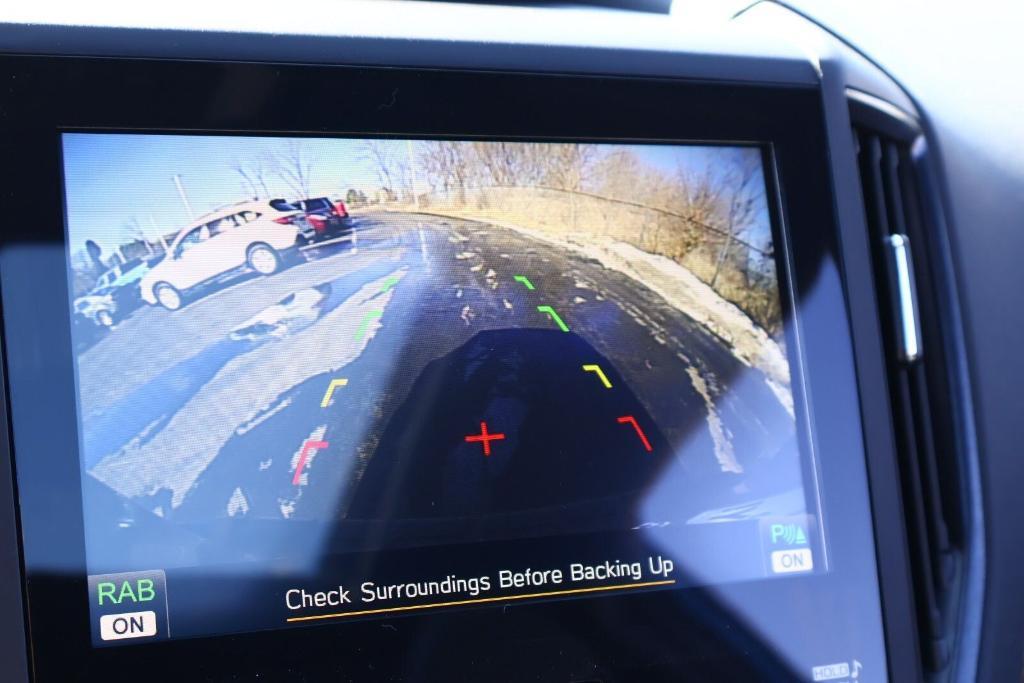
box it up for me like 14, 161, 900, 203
173, 174, 195, 220
406, 139, 420, 211
146, 215, 160, 255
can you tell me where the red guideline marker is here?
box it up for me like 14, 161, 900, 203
292, 440, 329, 485
617, 415, 652, 453
464, 422, 505, 456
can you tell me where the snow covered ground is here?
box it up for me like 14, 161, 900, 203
91, 269, 405, 507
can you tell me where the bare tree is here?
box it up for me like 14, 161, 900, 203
470, 142, 509, 186
230, 154, 272, 200
395, 154, 413, 201
471, 142, 535, 187
273, 140, 317, 200
538, 143, 598, 191
419, 141, 472, 201
70, 248, 102, 296
362, 139, 422, 201
362, 140, 397, 194
121, 217, 145, 242
589, 148, 641, 200
589, 148, 678, 204
709, 152, 764, 288
674, 166, 724, 224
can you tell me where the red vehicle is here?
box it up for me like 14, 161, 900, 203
293, 197, 352, 243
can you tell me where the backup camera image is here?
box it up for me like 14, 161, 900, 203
63, 133, 814, 604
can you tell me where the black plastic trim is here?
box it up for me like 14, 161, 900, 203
816, 58, 924, 683
0, 54, 897, 683
847, 89, 983, 682
909, 137, 984, 683
0, 336, 30, 683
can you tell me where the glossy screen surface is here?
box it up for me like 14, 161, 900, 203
61, 133, 822, 645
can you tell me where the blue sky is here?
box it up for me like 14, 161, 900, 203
62, 133, 762, 256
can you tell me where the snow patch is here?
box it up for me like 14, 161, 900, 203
229, 287, 327, 342
290, 424, 327, 486
92, 271, 403, 507
227, 487, 249, 517
687, 366, 741, 474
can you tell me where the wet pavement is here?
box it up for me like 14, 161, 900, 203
76, 211, 804, 567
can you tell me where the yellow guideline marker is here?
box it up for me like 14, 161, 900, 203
320, 378, 349, 408
582, 364, 612, 389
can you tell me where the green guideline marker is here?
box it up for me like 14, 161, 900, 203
380, 276, 400, 293
355, 310, 383, 341
514, 275, 535, 290
537, 305, 569, 332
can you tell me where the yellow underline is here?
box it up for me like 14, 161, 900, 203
286, 579, 676, 623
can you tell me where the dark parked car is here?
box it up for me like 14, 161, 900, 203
72, 257, 153, 327
293, 197, 352, 243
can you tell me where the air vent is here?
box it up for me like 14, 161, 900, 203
851, 97, 965, 674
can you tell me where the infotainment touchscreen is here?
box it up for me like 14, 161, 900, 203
61, 133, 819, 646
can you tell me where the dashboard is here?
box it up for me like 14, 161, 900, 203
0, 1, 1019, 681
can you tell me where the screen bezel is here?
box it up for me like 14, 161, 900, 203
0, 55, 894, 681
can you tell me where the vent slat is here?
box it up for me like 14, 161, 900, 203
893, 371, 943, 631
910, 363, 953, 583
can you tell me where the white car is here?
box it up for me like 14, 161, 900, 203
140, 200, 306, 310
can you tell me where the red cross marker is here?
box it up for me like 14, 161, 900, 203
464, 421, 505, 456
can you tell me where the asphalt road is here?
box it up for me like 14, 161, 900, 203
77, 210, 804, 565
